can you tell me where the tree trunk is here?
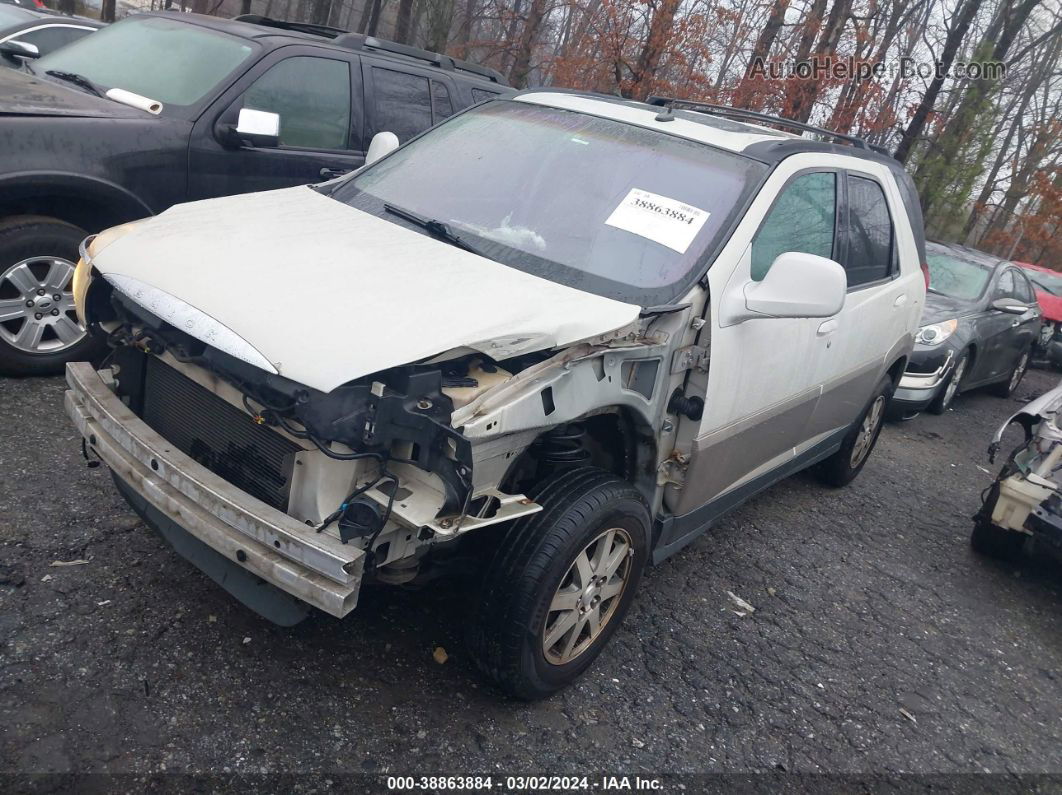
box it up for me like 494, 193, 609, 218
454, 0, 476, 58
508, 0, 548, 88
732, 0, 791, 109
624, 0, 683, 99
393, 0, 415, 42
893, 0, 982, 162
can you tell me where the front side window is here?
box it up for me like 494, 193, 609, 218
750, 172, 836, 281
846, 175, 894, 287
372, 67, 432, 142
243, 56, 351, 150
332, 101, 766, 305
995, 268, 1016, 300
33, 16, 254, 107
1014, 272, 1035, 303
12, 25, 94, 54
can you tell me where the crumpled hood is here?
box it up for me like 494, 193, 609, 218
93, 186, 641, 392
0, 67, 146, 118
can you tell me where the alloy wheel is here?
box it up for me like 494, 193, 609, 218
0, 257, 84, 354
1009, 351, 1028, 393
850, 395, 886, 468
542, 527, 632, 665
941, 356, 967, 410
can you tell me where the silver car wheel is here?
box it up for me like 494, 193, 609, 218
941, 356, 967, 409
0, 257, 84, 354
542, 527, 632, 666
850, 394, 886, 468
1009, 351, 1028, 393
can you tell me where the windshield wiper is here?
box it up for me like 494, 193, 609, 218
383, 202, 490, 259
45, 70, 104, 98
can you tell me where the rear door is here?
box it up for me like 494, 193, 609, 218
187, 46, 365, 200
363, 59, 458, 144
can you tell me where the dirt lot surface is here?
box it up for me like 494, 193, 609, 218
1, 368, 1060, 778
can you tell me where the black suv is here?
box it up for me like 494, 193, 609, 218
0, 12, 509, 374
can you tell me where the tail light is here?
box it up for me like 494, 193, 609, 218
920, 262, 930, 289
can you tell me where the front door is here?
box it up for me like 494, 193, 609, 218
188, 47, 366, 201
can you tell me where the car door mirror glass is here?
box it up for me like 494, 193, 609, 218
723, 251, 847, 324
991, 297, 1027, 315
233, 108, 280, 148
0, 40, 40, 59
365, 131, 400, 166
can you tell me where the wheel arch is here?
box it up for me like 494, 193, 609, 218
0, 172, 154, 235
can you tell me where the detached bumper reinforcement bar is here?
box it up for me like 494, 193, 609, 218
64, 361, 363, 618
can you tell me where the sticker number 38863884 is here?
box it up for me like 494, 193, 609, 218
604, 188, 710, 254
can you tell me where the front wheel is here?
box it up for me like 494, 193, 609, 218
0, 216, 105, 376
990, 347, 1030, 398
466, 467, 650, 700
927, 351, 968, 414
817, 374, 893, 488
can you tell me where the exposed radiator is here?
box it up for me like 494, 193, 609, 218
140, 356, 299, 512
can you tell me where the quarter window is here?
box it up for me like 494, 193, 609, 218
431, 80, 454, 122
846, 176, 894, 287
751, 172, 836, 281
372, 67, 432, 142
471, 87, 500, 102
243, 56, 351, 150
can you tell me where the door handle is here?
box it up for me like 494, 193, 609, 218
817, 318, 839, 336
319, 167, 352, 179
893, 294, 908, 307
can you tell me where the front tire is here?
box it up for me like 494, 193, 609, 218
466, 467, 650, 700
927, 350, 968, 414
817, 374, 893, 488
0, 216, 105, 376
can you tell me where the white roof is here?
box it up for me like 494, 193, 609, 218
515, 91, 796, 155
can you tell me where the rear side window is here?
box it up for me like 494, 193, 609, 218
471, 87, 500, 102
372, 67, 432, 142
751, 171, 836, 281
846, 175, 894, 287
243, 56, 351, 150
431, 81, 454, 121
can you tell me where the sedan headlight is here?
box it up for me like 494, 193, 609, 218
916, 318, 958, 346
73, 220, 144, 323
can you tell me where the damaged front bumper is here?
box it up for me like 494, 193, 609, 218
64, 361, 365, 621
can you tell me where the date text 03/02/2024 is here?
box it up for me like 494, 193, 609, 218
385, 775, 664, 791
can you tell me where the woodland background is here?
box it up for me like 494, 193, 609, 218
83, 0, 1062, 265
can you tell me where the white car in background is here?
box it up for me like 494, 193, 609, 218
67, 90, 926, 699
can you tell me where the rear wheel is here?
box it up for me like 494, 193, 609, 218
990, 347, 1030, 398
466, 467, 649, 700
817, 374, 893, 487
0, 216, 104, 376
927, 351, 968, 414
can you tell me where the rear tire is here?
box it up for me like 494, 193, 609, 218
466, 467, 650, 700
0, 216, 105, 376
817, 374, 893, 488
989, 347, 1030, 398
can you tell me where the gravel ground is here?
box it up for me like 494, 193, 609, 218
1, 367, 1060, 778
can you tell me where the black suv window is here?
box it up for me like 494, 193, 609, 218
471, 87, 500, 102
751, 171, 836, 281
243, 56, 351, 150
846, 175, 894, 287
372, 67, 432, 142
13, 25, 93, 54
431, 80, 454, 121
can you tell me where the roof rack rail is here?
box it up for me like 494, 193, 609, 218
234, 14, 506, 84
647, 96, 879, 153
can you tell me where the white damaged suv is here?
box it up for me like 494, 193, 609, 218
67, 91, 926, 699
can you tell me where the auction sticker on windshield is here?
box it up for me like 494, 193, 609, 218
604, 188, 709, 253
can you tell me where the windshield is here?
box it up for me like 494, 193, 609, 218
332, 101, 766, 305
1027, 270, 1062, 297
926, 250, 991, 301
33, 16, 254, 107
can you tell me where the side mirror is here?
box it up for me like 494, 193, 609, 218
221, 108, 281, 149
0, 40, 40, 60
721, 251, 847, 325
991, 297, 1027, 315
365, 131, 399, 166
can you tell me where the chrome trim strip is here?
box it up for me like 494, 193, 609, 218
898, 351, 953, 391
